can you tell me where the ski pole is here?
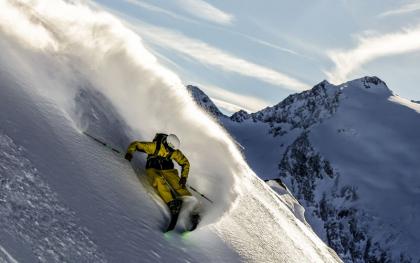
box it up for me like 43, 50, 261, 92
83, 131, 124, 155
187, 185, 213, 203
84, 131, 214, 204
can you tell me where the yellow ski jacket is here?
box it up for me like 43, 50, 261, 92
126, 141, 190, 179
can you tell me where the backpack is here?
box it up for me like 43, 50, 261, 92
152, 133, 168, 156
146, 133, 175, 170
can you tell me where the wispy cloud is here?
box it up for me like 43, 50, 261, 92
379, 0, 420, 17
90, 1, 271, 112
176, 0, 234, 25
197, 83, 271, 113
211, 98, 244, 114
90, 1, 308, 90
106, 0, 304, 59
131, 22, 309, 91
123, 0, 199, 24
326, 25, 420, 83
231, 30, 300, 56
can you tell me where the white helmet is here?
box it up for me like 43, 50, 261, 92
166, 134, 180, 150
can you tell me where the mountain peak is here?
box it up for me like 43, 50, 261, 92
230, 109, 250, 122
318, 79, 331, 86
186, 85, 226, 118
361, 76, 386, 85
238, 79, 341, 129
344, 76, 392, 96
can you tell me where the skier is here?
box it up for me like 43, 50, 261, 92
124, 133, 192, 229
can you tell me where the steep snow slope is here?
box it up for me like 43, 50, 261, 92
191, 78, 420, 262
0, 1, 341, 262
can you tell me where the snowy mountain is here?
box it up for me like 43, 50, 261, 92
0, 1, 341, 262
186, 85, 226, 118
189, 77, 420, 262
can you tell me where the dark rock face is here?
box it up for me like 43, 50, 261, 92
361, 76, 386, 88
230, 110, 250, 122
279, 133, 334, 203
278, 133, 401, 263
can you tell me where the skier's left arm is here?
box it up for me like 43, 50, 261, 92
171, 150, 190, 180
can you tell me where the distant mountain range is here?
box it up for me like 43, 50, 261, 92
188, 77, 420, 263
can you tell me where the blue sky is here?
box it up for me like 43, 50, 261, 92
92, 0, 420, 114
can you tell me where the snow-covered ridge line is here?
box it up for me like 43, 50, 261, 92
229, 76, 390, 125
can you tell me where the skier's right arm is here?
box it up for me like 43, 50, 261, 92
125, 141, 156, 161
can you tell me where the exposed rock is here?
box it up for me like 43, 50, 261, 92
230, 109, 250, 122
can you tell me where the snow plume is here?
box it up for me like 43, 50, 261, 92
0, 0, 245, 220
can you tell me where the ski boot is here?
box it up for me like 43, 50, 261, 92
188, 213, 201, 231
165, 199, 183, 232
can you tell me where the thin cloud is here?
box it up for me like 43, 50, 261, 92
218, 27, 307, 59
100, 0, 305, 59
230, 30, 300, 56
326, 25, 420, 83
176, 0, 234, 25
123, 0, 199, 24
89, 1, 308, 91
131, 22, 309, 91
197, 83, 271, 113
379, 1, 420, 17
211, 98, 245, 115
93, 3, 266, 111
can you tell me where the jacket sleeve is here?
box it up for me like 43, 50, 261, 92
126, 141, 156, 155
171, 150, 190, 179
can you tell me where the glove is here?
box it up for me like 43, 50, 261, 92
179, 177, 187, 188
124, 152, 133, 162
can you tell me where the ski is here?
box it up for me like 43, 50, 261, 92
166, 212, 201, 233
164, 199, 203, 233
